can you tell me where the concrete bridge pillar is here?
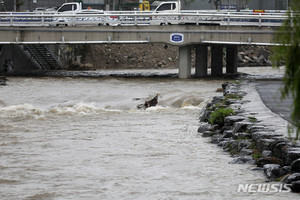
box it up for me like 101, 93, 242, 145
211, 44, 223, 77
179, 45, 191, 79
226, 45, 238, 74
195, 44, 208, 77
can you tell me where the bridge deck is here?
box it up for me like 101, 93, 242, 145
0, 25, 278, 46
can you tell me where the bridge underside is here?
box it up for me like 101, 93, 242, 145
0, 25, 278, 78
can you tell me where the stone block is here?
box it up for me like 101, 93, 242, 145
263, 164, 281, 181
251, 132, 282, 142
283, 148, 300, 166
262, 150, 272, 157
291, 159, 300, 173
239, 148, 253, 156
286, 173, 300, 184
222, 130, 234, 139
291, 181, 300, 193
202, 131, 214, 137
232, 121, 253, 133
257, 157, 281, 167
273, 142, 292, 160
256, 138, 275, 152
198, 123, 212, 133
249, 125, 268, 134
229, 156, 255, 164
234, 132, 251, 140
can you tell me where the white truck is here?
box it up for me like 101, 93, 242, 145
153, 1, 181, 13
151, 1, 182, 25
52, 2, 106, 26
151, 1, 222, 26
56, 2, 83, 14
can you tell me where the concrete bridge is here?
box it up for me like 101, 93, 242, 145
0, 11, 284, 78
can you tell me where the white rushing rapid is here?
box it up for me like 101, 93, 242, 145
0, 68, 298, 199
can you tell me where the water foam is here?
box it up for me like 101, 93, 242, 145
0, 96, 207, 118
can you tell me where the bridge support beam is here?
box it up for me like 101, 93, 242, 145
211, 44, 223, 77
195, 44, 208, 77
179, 45, 191, 79
226, 45, 238, 74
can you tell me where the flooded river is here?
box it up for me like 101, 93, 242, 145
0, 67, 298, 199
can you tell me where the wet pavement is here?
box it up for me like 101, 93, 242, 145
255, 80, 294, 124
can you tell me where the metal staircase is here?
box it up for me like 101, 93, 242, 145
24, 45, 63, 70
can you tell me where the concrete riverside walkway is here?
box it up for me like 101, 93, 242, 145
255, 80, 293, 124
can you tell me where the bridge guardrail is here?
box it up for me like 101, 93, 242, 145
0, 11, 289, 27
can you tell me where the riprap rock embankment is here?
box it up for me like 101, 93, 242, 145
198, 82, 300, 193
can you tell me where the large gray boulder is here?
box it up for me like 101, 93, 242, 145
286, 173, 300, 184
224, 116, 245, 126
291, 181, 300, 193
202, 131, 214, 137
198, 123, 212, 133
291, 159, 300, 173
229, 156, 255, 164
263, 164, 281, 181
251, 132, 282, 142
283, 148, 300, 166
239, 148, 253, 156
256, 138, 275, 152
232, 121, 253, 133
249, 125, 269, 134
273, 142, 292, 159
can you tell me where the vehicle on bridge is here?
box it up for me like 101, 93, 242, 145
52, 8, 105, 26
56, 2, 83, 14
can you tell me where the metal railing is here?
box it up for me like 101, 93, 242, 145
0, 11, 289, 27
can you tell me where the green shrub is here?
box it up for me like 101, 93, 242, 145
208, 108, 235, 126
248, 116, 258, 123
225, 94, 243, 100
252, 150, 263, 163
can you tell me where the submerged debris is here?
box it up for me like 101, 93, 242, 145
137, 94, 161, 110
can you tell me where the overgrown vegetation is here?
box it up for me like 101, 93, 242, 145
226, 142, 239, 156
208, 108, 235, 126
248, 116, 258, 123
249, 141, 256, 149
225, 94, 243, 100
272, 0, 300, 139
252, 150, 263, 163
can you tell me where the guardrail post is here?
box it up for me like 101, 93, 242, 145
227, 13, 230, 26
10, 13, 13, 26
195, 44, 208, 77
72, 15, 75, 26
211, 44, 223, 77
179, 45, 191, 78
41, 13, 44, 26
259, 13, 262, 27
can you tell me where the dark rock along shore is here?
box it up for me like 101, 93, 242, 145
198, 82, 300, 193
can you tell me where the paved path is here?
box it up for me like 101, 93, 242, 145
255, 80, 294, 124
